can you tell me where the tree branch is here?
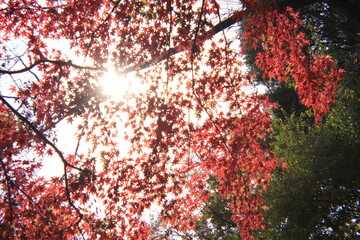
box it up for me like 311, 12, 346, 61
121, 10, 247, 74
0, 59, 105, 75
0, 95, 85, 220
0, 158, 14, 224
0, 11, 246, 77
0, 95, 85, 172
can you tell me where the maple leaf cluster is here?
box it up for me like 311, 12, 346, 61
242, 5, 343, 123
0, 0, 342, 239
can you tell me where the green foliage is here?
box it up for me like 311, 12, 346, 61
266, 83, 308, 119
257, 85, 360, 239
195, 177, 240, 240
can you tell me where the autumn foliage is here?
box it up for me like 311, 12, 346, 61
0, 0, 342, 239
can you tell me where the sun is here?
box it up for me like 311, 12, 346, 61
100, 71, 142, 98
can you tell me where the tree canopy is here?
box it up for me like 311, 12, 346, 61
0, 0, 344, 239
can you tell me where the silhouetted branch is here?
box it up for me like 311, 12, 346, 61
122, 10, 247, 74
0, 95, 84, 219
0, 158, 14, 224
0, 59, 105, 75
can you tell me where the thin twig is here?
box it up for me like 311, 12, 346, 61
84, 0, 121, 57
